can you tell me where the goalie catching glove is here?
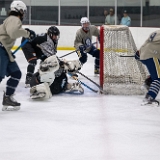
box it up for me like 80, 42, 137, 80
63, 60, 82, 72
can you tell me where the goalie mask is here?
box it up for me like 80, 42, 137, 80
47, 26, 60, 44
10, 0, 27, 21
80, 17, 90, 31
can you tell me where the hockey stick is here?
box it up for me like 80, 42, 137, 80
77, 71, 105, 93
59, 42, 97, 58
59, 49, 79, 58
12, 38, 28, 54
119, 55, 134, 57
68, 73, 98, 93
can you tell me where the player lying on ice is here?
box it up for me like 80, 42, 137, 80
135, 30, 160, 106
29, 55, 84, 99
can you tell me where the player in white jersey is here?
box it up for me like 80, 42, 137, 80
29, 55, 84, 99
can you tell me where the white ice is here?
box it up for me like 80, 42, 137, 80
0, 50, 160, 160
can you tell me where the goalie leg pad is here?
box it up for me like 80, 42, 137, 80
30, 82, 52, 99
65, 82, 84, 94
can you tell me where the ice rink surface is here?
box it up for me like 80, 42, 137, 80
0, 50, 160, 160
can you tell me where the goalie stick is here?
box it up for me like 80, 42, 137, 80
77, 71, 106, 94
68, 73, 98, 93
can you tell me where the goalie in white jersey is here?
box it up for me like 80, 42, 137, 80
29, 55, 84, 99
74, 17, 100, 74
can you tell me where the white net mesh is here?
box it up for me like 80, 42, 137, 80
101, 25, 148, 95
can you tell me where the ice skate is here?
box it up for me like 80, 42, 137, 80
141, 94, 159, 107
2, 92, 21, 111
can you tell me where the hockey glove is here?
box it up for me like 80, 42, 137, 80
25, 28, 36, 42
64, 60, 82, 72
40, 55, 60, 71
135, 51, 140, 60
79, 45, 86, 52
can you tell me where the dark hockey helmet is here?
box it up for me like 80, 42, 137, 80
47, 26, 60, 39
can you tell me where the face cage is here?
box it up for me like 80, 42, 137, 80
81, 22, 90, 31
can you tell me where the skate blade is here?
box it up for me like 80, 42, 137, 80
141, 101, 159, 107
2, 105, 20, 111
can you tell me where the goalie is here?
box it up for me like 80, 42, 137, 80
29, 55, 84, 99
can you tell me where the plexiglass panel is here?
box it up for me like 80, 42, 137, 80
142, 0, 160, 27
30, 0, 58, 25
89, 0, 115, 25
60, 0, 87, 25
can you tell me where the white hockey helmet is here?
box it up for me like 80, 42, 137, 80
80, 17, 90, 24
10, 1, 27, 15
80, 17, 90, 31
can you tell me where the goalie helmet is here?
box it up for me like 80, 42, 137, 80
80, 17, 90, 31
47, 26, 60, 43
10, 0, 27, 20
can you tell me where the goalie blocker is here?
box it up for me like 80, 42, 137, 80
29, 55, 84, 99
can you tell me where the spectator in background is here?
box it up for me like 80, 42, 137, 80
103, 9, 108, 19
120, 10, 131, 27
105, 8, 119, 25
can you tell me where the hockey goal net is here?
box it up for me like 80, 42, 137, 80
100, 25, 148, 95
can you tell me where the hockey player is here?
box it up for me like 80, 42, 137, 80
135, 30, 160, 106
21, 26, 60, 87
0, 0, 36, 111
29, 55, 84, 99
74, 17, 100, 74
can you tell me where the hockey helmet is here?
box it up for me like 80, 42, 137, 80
47, 26, 60, 42
80, 17, 90, 24
10, 1, 27, 15
80, 17, 90, 31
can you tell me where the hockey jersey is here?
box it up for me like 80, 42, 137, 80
140, 30, 160, 60
0, 15, 30, 62
22, 33, 57, 59
74, 25, 99, 52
